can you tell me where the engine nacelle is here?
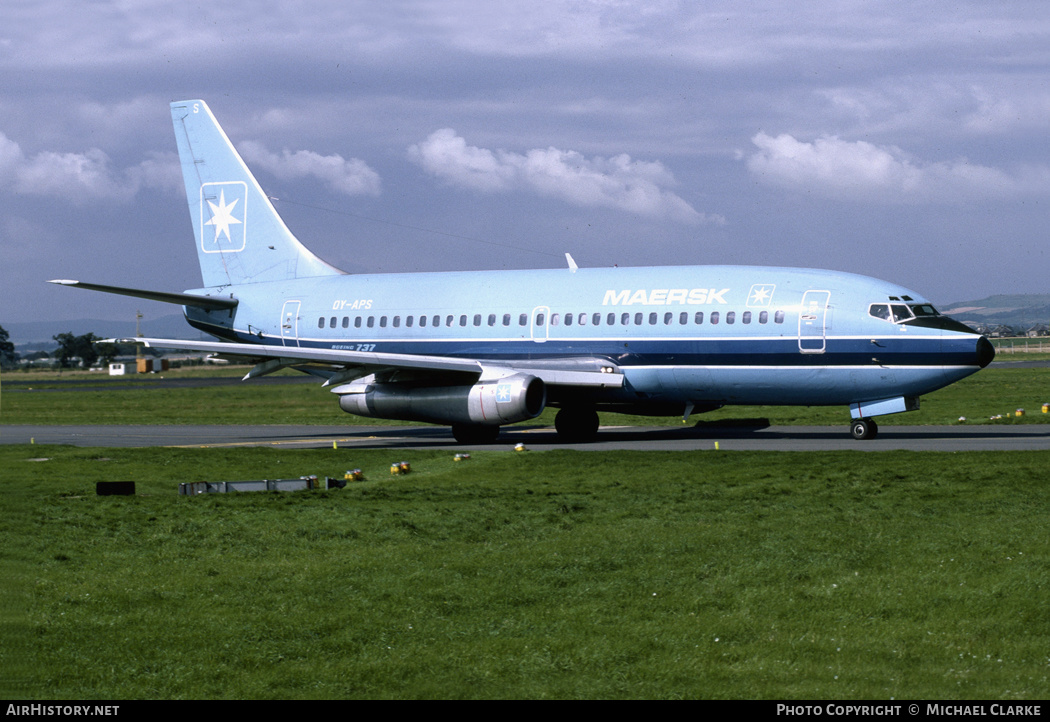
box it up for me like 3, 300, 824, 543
335, 373, 546, 426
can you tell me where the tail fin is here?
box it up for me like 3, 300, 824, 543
170, 100, 344, 288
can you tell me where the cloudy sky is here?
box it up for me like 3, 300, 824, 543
2, 1, 1048, 329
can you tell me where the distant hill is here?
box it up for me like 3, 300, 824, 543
6, 314, 208, 352
942, 294, 1050, 332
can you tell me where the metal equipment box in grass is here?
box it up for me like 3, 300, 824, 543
179, 477, 321, 495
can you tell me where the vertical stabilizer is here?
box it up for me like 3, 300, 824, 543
171, 100, 344, 288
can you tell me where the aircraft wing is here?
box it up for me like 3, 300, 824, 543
115, 337, 624, 388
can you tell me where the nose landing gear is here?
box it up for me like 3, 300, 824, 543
850, 418, 879, 441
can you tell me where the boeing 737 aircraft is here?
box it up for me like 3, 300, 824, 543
52, 99, 994, 442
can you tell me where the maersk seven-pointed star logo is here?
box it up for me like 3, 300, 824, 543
747, 284, 775, 307
496, 384, 513, 403
205, 189, 241, 242
200, 181, 247, 253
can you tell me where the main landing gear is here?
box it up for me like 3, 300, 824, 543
451, 423, 501, 444
554, 407, 600, 442
850, 418, 879, 441
450, 408, 600, 444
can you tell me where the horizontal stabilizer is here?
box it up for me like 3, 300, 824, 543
49, 280, 238, 310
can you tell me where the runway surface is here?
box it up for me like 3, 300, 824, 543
4, 422, 1049, 452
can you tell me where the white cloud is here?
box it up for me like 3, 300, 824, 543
746, 132, 1047, 203
238, 141, 381, 197
14, 147, 124, 201
126, 152, 182, 194
0, 131, 20, 180
964, 86, 1050, 135
408, 128, 721, 224
0, 130, 180, 204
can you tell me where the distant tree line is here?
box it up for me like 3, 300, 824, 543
0, 325, 159, 370
0, 326, 15, 369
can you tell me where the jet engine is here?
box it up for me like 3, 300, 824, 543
335, 373, 546, 426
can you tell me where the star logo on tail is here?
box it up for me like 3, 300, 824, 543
204, 189, 242, 243
199, 181, 247, 253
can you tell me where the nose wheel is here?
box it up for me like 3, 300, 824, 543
850, 418, 879, 440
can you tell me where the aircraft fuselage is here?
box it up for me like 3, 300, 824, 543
183, 263, 992, 416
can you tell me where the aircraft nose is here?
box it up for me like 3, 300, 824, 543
976, 335, 995, 368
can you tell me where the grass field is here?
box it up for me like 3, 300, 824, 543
3, 361, 1048, 699
3, 363, 1050, 428
2, 444, 1048, 699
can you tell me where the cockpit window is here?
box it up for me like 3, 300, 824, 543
869, 304, 891, 321
870, 302, 942, 324
890, 304, 913, 323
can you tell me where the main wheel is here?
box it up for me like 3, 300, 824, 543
849, 418, 879, 440
554, 407, 600, 442
451, 423, 500, 444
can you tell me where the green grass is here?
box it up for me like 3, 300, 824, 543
4, 364, 1050, 427
3, 445, 1048, 699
